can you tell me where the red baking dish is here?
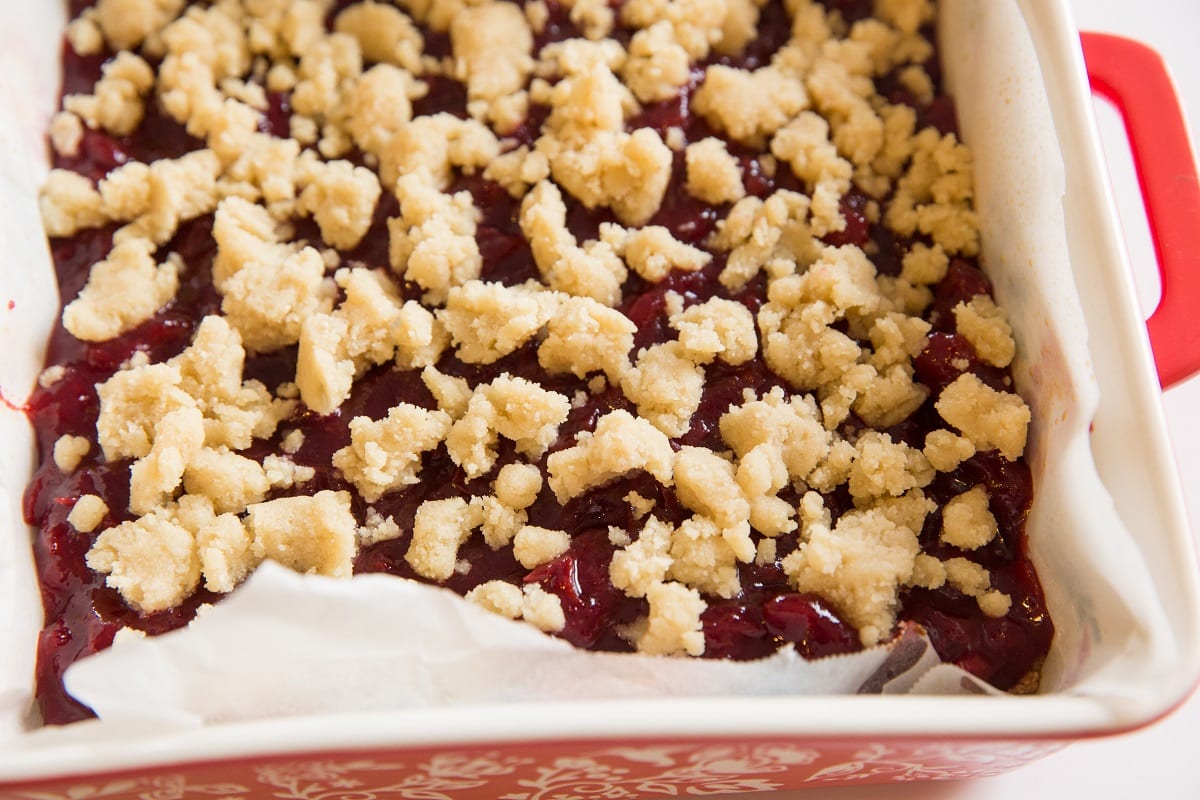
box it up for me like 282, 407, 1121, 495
1, 0, 1199, 796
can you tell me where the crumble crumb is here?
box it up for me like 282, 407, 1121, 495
87, 511, 200, 613
389, 174, 483, 303
49, 111, 85, 158
94, 0, 186, 51
871, 489, 937, 538
622, 21, 690, 103
923, 429, 977, 472
39, 365, 67, 390
346, 64, 421, 156
525, 0, 550, 31
282, 431, 307, 455
484, 146, 552, 198
940, 486, 998, 551
247, 490, 358, 578
899, 242, 949, 285
421, 365, 473, 419
466, 579, 523, 618
465, 580, 566, 632
181, 445, 270, 516
625, 491, 656, 519
53, 435, 92, 474
693, 65, 808, 146
380, 113, 501, 192
332, 268, 407, 370
885, 127, 981, 255
954, 294, 1016, 368
908, 552, 946, 589
406, 496, 484, 581
62, 238, 180, 342
942, 556, 1011, 616
619, 0, 727, 61
876, 0, 936, 35
685, 137, 746, 206
196, 512, 256, 594
295, 314, 356, 415
450, 2, 534, 121
512, 525, 571, 568
620, 342, 704, 437
95, 363, 194, 462
99, 162, 152, 220
115, 149, 223, 246
978, 589, 1013, 618
850, 364, 929, 429
668, 514, 746, 598
943, 556, 989, 595
770, 111, 853, 198
546, 410, 675, 503
846, 431, 934, 502
756, 538, 778, 566
610, 516, 673, 598
333, 403, 453, 502
610, 224, 712, 283
68, 495, 109, 533
608, 526, 632, 547
474, 494, 528, 548
65, 13, 104, 56
521, 180, 627, 304
805, 436, 854, 491
221, 240, 332, 355
520, 584, 567, 632
720, 387, 830, 483
545, 127, 674, 227
445, 375, 571, 479
439, 280, 553, 364
64, 51, 156, 137
538, 295, 636, 381
669, 296, 757, 365
334, 1, 424, 72
357, 508, 403, 548
635, 580, 706, 656
673, 447, 750, 532
296, 158, 382, 250
936, 373, 1031, 461
709, 190, 814, 290
39, 169, 108, 239
494, 463, 544, 510
783, 508, 921, 646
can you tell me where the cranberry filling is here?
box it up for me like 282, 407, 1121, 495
26, 0, 1053, 724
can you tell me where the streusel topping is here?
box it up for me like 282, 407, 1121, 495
29, 0, 1051, 723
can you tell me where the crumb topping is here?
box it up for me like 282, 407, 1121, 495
954, 294, 1016, 368
68, 495, 109, 534
940, 486, 998, 550
685, 137, 746, 206
936, 373, 1030, 461
39, 0, 1040, 672
547, 410, 674, 503
334, 404, 453, 502
783, 507, 920, 646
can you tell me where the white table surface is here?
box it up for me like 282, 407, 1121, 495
720, 1, 1200, 797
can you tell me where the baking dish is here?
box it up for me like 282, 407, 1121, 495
1, 0, 1199, 795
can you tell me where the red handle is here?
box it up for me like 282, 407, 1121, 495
1081, 32, 1200, 389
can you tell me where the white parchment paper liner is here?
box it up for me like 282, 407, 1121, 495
0, 0, 1180, 747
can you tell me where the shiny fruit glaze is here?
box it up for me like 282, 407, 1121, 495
25, 0, 1052, 724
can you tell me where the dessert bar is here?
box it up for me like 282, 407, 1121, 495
26, 0, 1053, 725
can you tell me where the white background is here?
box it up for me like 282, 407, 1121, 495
723, 0, 1200, 797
